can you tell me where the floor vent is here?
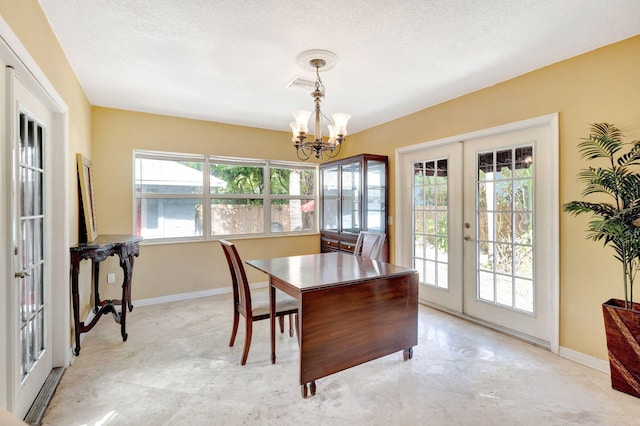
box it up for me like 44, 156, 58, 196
23, 367, 65, 426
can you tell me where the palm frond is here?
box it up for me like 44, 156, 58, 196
563, 201, 618, 218
577, 123, 623, 160
617, 141, 640, 167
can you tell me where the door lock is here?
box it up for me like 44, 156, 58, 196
15, 271, 30, 278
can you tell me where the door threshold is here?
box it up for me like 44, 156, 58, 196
23, 367, 64, 426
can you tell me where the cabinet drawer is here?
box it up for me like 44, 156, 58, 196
321, 238, 340, 250
340, 241, 356, 253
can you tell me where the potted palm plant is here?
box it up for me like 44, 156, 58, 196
563, 122, 640, 398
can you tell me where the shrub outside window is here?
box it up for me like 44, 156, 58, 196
134, 151, 317, 241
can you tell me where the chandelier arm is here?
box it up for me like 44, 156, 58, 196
320, 142, 341, 161
295, 144, 313, 161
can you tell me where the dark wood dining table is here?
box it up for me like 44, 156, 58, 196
246, 252, 418, 398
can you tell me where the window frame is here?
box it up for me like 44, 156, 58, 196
133, 150, 318, 243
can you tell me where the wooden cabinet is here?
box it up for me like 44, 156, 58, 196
319, 154, 389, 261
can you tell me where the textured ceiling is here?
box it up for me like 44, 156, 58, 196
37, 0, 640, 134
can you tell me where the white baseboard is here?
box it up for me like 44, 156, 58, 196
133, 287, 229, 307
134, 281, 268, 307
558, 345, 610, 374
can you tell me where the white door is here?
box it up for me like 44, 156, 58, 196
9, 72, 53, 418
462, 125, 553, 343
399, 117, 557, 347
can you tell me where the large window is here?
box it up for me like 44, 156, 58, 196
134, 151, 317, 241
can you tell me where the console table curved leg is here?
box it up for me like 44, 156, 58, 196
71, 259, 82, 356
124, 253, 137, 313
118, 252, 135, 342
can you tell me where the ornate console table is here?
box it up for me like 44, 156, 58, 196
70, 234, 143, 355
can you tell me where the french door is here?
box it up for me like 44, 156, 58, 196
399, 117, 558, 347
9, 70, 53, 417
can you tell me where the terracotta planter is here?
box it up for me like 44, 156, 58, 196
602, 298, 640, 398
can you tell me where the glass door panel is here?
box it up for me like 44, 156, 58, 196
365, 160, 386, 233
321, 166, 338, 231
18, 112, 47, 383
475, 146, 534, 312
340, 162, 360, 234
412, 159, 449, 289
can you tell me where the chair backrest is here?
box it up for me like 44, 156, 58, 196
354, 231, 385, 260
219, 240, 252, 314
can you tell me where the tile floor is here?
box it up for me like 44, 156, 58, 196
42, 293, 640, 425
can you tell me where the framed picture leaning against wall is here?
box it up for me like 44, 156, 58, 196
76, 153, 98, 242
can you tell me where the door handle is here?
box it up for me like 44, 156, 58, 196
15, 271, 30, 278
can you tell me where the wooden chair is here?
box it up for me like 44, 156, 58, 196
353, 231, 385, 260
219, 240, 298, 365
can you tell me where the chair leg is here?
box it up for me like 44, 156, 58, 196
289, 313, 293, 337
241, 318, 252, 366
278, 315, 284, 333
229, 310, 240, 347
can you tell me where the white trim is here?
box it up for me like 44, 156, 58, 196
548, 114, 560, 354
0, 53, 9, 411
395, 113, 560, 354
133, 281, 268, 307
559, 346, 610, 374
395, 113, 559, 155
51, 112, 70, 368
134, 287, 230, 307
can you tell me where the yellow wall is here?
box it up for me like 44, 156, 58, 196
341, 35, 640, 360
90, 108, 319, 300
0, 2, 93, 313
0, 0, 92, 242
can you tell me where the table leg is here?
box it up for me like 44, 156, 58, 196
270, 279, 276, 364
71, 257, 82, 356
118, 253, 136, 342
92, 261, 101, 313
126, 253, 136, 312
403, 347, 414, 361
301, 381, 316, 398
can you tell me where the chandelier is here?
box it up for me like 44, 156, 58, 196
289, 50, 350, 161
